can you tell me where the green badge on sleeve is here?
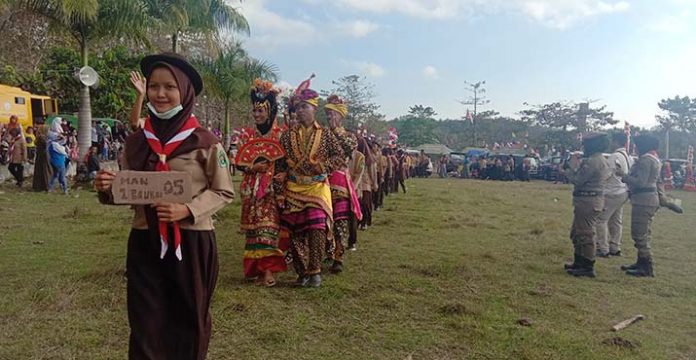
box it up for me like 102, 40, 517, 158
218, 150, 229, 168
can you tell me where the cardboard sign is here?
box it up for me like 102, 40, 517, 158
112, 170, 193, 205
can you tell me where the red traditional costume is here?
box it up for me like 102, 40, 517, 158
238, 79, 288, 279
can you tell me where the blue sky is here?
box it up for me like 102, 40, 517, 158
237, 0, 696, 128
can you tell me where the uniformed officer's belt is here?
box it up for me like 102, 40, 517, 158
631, 187, 657, 195
288, 173, 327, 185
573, 190, 602, 197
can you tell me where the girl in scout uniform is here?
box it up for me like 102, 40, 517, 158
95, 53, 235, 360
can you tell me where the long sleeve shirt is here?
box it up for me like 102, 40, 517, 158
566, 153, 611, 194
99, 143, 235, 231
604, 147, 633, 196
9, 136, 27, 164
623, 153, 661, 207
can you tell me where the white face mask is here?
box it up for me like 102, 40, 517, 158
147, 102, 183, 120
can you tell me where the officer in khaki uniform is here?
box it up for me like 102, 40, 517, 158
564, 133, 612, 277
595, 132, 633, 257
620, 135, 661, 277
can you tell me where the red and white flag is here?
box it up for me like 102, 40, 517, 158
465, 109, 473, 123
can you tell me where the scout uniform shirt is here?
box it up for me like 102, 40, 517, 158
624, 153, 661, 207
566, 153, 611, 196
101, 143, 235, 230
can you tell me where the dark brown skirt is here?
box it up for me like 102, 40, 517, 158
32, 142, 51, 192
126, 228, 218, 360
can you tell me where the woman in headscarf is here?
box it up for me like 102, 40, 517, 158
47, 118, 68, 194
238, 79, 287, 287
32, 125, 52, 191
94, 53, 235, 360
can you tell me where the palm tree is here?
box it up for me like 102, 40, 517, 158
143, 0, 249, 53
196, 43, 277, 147
23, 0, 149, 160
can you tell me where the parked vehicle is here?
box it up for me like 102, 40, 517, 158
1, 84, 59, 130
539, 156, 563, 181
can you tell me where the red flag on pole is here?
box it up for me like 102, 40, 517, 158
684, 145, 696, 191
466, 109, 473, 123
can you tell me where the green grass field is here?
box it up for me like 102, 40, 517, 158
1, 177, 695, 359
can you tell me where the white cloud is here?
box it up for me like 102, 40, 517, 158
354, 61, 385, 77
647, 10, 692, 33
337, 20, 380, 38
336, 0, 463, 19
336, 0, 631, 28
520, 1, 630, 29
275, 80, 294, 91
423, 65, 439, 79
237, 0, 319, 49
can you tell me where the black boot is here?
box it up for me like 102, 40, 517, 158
625, 256, 654, 277
566, 257, 596, 278
330, 260, 343, 274
620, 259, 639, 271
564, 254, 580, 270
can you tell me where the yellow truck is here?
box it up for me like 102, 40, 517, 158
0, 84, 59, 130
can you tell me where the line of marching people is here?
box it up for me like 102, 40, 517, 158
95, 53, 414, 359
238, 76, 411, 289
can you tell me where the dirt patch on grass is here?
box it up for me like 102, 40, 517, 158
224, 303, 246, 312
527, 285, 553, 297
439, 303, 481, 317
530, 227, 544, 235
602, 337, 640, 349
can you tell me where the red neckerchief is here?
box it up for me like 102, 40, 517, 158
645, 150, 660, 164
142, 115, 200, 261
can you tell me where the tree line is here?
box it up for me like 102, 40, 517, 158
390, 98, 696, 159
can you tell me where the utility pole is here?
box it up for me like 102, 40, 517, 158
459, 81, 490, 146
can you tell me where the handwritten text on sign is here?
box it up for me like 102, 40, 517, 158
112, 170, 193, 205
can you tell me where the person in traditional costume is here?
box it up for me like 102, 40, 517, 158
95, 53, 235, 359
346, 136, 365, 251
283, 100, 299, 130
357, 137, 375, 231
238, 79, 287, 287
325, 94, 362, 271
371, 141, 385, 210
279, 76, 345, 287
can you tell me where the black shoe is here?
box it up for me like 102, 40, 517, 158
566, 257, 596, 278
620, 262, 639, 271
330, 261, 343, 274
308, 274, 322, 287
625, 257, 654, 277
564, 254, 580, 270
294, 276, 309, 287
609, 250, 622, 257
596, 251, 610, 258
